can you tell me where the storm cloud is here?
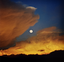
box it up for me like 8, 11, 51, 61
0, 0, 39, 49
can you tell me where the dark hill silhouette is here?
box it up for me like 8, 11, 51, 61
0, 50, 64, 61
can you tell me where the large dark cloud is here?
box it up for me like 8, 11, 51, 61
0, 0, 39, 49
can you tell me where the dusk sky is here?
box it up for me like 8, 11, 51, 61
0, 0, 64, 56
11, 0, 64, 41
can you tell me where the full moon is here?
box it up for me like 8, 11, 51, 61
29, 30, 33, 33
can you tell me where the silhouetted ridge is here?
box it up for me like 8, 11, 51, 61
0, 50, 64, 61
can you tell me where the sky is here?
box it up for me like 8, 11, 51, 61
11, 0, 64, 41
0, 0, 64, 55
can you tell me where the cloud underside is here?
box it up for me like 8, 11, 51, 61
0, 27, 64, 56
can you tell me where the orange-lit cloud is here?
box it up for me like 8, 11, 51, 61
0, 0, 39, 49
0, 27, 64, 56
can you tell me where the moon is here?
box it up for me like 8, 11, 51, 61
29, 30, 33, 33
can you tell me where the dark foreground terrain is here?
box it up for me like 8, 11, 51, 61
0, 50, 64, 62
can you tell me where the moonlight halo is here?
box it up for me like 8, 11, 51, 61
29, 30, 33, 33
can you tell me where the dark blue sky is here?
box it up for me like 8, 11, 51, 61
10, 0, 64, 41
